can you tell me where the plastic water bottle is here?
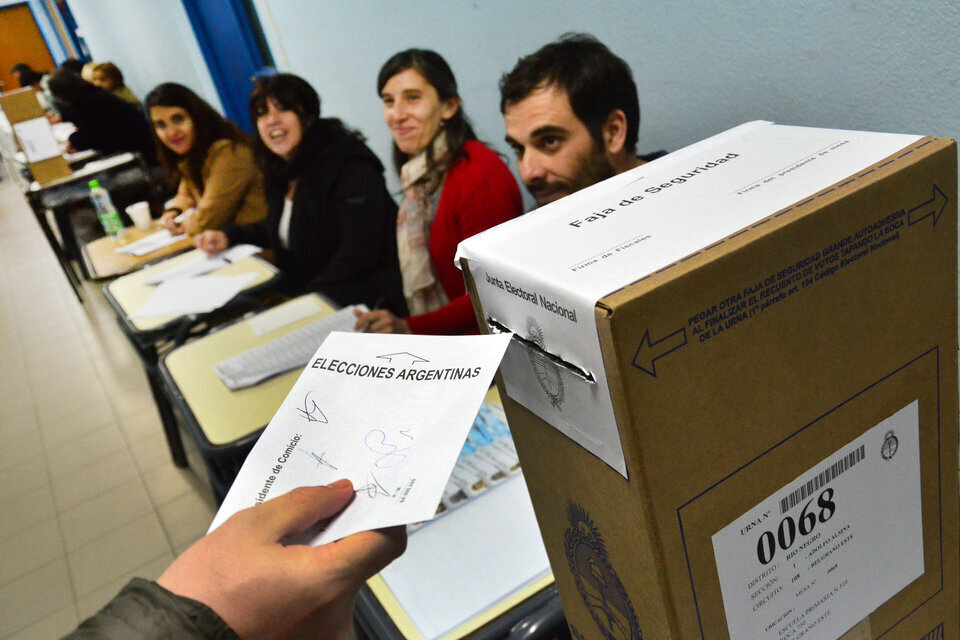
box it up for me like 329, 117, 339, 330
88, 179, 125, 239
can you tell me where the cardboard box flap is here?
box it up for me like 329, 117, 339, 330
458, 121, 921, 477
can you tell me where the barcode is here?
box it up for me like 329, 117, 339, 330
779, 444, 865, 514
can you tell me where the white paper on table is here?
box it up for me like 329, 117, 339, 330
115, 229, 188, 256
13, 117, 61, 162
248, 295, 327, 336
210, 331, 513, 544
130, 272, 257, 318
143, 244, 262, 284
380, 472, 551, 639
50, 121, 77, 142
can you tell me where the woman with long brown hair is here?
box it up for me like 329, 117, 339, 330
145, 83, 266, 235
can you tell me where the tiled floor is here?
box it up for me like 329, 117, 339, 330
0, 167, 218, 638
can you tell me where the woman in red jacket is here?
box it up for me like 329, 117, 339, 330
355, 49, 522, 335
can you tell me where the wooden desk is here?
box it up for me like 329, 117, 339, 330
81, 222, 193, 280
159, 294, 337, 499
104, 250, 281, 468
25, 152, 154, 301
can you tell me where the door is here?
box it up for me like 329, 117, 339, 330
0, 3, 56, 93
180, 0, 273, 134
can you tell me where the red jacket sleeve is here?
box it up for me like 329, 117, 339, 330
406, 142, 522, 335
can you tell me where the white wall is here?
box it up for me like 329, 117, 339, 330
251, 0, 960, 198
67, 0, 222, 112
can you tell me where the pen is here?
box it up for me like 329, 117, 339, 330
360, 296, 386, 333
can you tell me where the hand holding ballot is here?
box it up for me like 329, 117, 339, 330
158, 480, 406, 640
211, 331, 513, 544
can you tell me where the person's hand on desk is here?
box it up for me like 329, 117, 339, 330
160, 209, 186, 234
194, 229, 230, 254
158, 480, 407, 640
354, 308, 410, 334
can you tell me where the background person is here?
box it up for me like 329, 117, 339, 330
354, 49, 522, 335
63, 480, 406, 639
10, 62, 45, 89
81, 61, 96, 82
146, 83, 267, 235
58, 58, 85, 75
499, 33, 667, 206
92, 62, 141, 106
46, 69, 156, 164
194, 74, 406, 313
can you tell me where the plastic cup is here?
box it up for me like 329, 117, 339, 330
125, 201, 152, 230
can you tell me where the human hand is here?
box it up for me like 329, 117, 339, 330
160, 209, 185, 234
353, 308, 410, 334
193, 230, 229, 254
158, 481, 406, 640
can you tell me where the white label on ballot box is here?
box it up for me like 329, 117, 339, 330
457, 121, 920, 478
210, 331, 512, 544
711, 401, 923, 640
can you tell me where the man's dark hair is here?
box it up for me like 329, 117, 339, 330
58, 59, 84, 75
47, 68, 93, 105
499, 33, 639, 152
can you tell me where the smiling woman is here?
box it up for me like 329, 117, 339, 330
354, 49, 523, 336
192, 73, 406, 313
145, 83, 267, 235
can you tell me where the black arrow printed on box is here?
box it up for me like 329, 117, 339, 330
907, 185, 948, 227
632, 327, 688, 377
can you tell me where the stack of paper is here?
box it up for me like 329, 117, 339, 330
143, 245, 261, 284
130, 273, 257, 318
115, 229, 188, 256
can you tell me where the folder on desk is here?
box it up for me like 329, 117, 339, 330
0, 88, 71, 185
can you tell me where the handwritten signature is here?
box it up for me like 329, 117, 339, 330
296, 391, 328, 423
355, 472, 393, 499
300, 449, 337, 470
364, 429, 413, 469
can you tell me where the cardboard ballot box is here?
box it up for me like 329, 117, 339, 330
457, 121, 958, 640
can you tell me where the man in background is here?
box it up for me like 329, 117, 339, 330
499, 33, 666, 206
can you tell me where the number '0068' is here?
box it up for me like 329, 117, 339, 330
756, 488, 836, 565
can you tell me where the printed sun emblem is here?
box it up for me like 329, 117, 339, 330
525, 317, 564, 408
881, 430, 899, 460
564, 502, 643, 640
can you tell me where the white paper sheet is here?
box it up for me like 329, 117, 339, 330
142, 244, 262, 284
210, 332, 513, 544
13, 117, 61, 162
380, 473, 551, 639
130, 273, 257, 318
115, 229, 188, 256
248, 295, 327, 337
50, 121, 76, 143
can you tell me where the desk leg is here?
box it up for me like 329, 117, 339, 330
53, 205, 91, 279
134, 342, 189, 468
30, 203, 84, 303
